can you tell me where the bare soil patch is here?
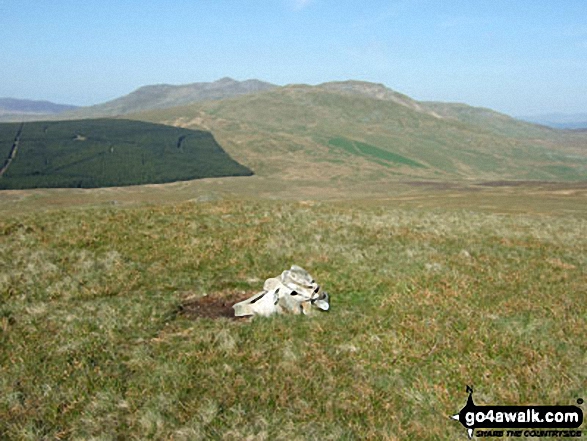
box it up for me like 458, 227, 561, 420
179, 290, 253, 320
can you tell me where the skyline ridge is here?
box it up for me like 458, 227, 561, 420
3, 76, 580, 123
1, 1, 585, 116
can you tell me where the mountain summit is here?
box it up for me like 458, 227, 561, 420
66, 78, 277, 118
72, 77, 276, 117
316, 80, 429, 113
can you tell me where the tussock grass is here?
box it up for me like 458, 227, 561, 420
1, 200, 585, 439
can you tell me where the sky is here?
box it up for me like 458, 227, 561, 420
1, 0, 586, 116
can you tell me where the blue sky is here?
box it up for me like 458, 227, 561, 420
1, 0, 586, 116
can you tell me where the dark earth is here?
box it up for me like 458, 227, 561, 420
179, 291, 253, 320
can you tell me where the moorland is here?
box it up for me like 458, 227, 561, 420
0, 78, 585, 439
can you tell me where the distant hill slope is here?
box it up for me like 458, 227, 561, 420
0, 98, 78, 114
130, 81, 587, 182
62, 77, 277, 119
421, 102, 555, 138
518, 113, 587, 130
0, 98, 79, 122
0, 119, 252, 189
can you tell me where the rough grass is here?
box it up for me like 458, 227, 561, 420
1, 199, 586, 439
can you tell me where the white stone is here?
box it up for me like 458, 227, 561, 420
232, 290, 279, 317
233, 265, 330, 317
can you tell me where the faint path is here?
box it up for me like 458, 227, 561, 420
0, 122, 24, 177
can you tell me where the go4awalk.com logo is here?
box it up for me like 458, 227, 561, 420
451, 386, 584, 438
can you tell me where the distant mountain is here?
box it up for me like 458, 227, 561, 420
518, 113, 587, 130
0, 98, 78, 121
2, 79, 585, 185
63, 77, 277, 118
294, 81, 549, 137
129, 80, 586, 182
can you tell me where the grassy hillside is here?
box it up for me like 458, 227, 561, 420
13, 78, 584, 183
1, 197, 585, 439
1, 78, 585, 440
0, 119, 252, 190
60, 78, 277, 119
132, 82, 587, 182
421, 102, 556, 138
518, 113, 587, 130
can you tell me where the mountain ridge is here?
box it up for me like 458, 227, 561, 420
0, 98, 78, 117
2, 78, 558, 134
2, 77, 585, 184
60, 77, 278, 119
128, 82, 586, 183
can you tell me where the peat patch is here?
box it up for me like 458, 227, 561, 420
179, 291, 253, 320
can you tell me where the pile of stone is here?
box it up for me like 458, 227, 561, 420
233, 265, 330, 317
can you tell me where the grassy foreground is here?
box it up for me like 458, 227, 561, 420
0, 199, 585, 439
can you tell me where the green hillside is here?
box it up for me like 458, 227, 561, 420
1, 197, 585, 438
421, 101, 556, 138
59, 78, 277, 119
132, 82, 587, 182
9, 79, 585, 184
0, 119, 252, 190
1, 81, 586, 440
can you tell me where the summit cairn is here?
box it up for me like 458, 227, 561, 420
233, 265, 330, 317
